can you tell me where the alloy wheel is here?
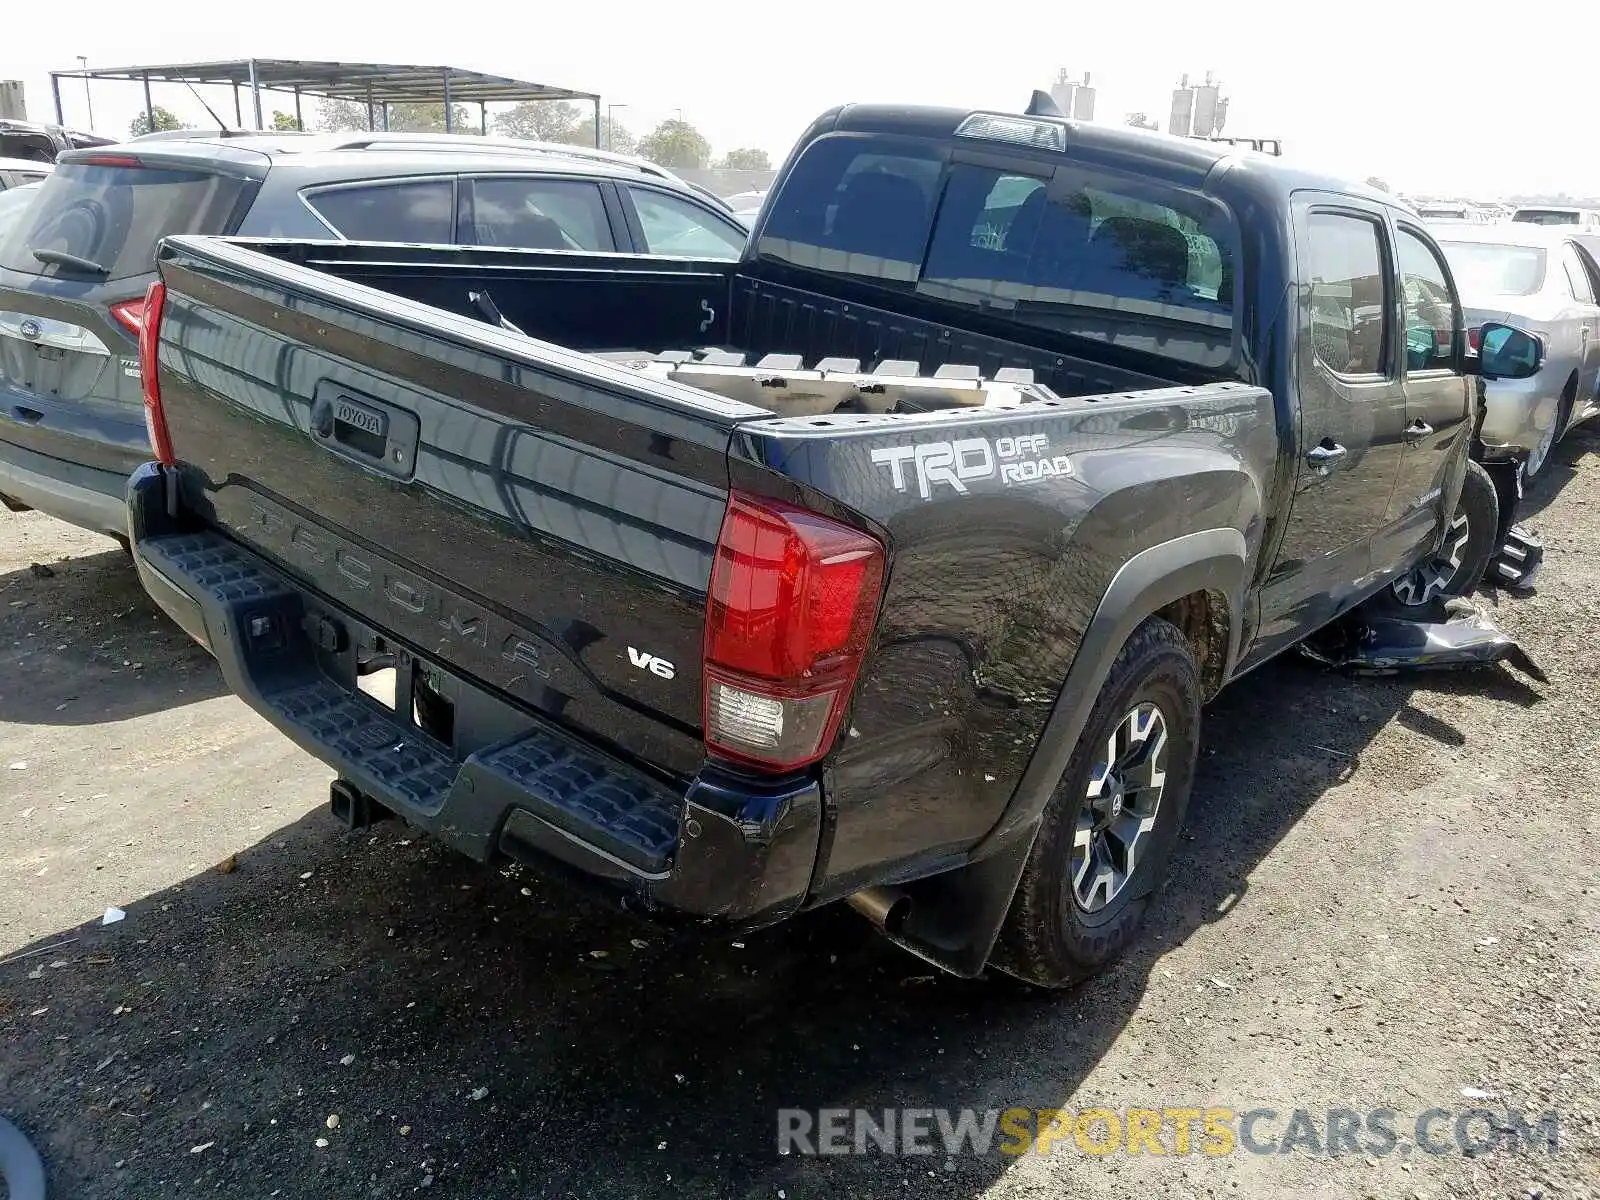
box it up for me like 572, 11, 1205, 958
1070, 702, 1169, 913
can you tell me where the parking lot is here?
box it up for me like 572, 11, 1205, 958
0, 429, 1594, 1199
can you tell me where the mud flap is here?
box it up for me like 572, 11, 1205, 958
1299, 596, 1547, 682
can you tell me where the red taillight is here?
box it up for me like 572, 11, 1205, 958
1468, 326, 1483, 352
703, 492, 884, 771
137, 281, 174, 466
80, 154, 143, 169
109, 298, 146, 337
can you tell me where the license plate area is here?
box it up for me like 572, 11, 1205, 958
307, 603, 534, 760
309, 381, 419, 477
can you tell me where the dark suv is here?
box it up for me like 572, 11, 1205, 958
0, 132, 749, 538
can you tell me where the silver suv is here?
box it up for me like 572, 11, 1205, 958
0, 132, 749, 538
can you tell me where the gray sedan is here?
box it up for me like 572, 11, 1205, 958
1436, 225, 1600, 476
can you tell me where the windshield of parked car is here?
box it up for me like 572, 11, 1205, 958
1438, 240, 1547, 298
1511, 209, 1581, 227
757, 135, 1237, 369
0, 160, 247, 279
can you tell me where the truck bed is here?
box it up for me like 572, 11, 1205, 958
242, 238, 1187, 408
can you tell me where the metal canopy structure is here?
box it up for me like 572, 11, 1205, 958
49, 59, 602, 144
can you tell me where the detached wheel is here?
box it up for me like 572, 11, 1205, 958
1388, 460, 1499, 608
992, 616, 1200, 989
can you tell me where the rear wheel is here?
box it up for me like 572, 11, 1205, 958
991, 616, 1200, 989
1388, 459, 1499, 608
1525, 380, 1574, 480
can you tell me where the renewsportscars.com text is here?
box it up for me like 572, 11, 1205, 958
776, 1106, 1560, 1158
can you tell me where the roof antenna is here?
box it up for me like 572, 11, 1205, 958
1025, 89, 1066, 118
184, 80, 233, 133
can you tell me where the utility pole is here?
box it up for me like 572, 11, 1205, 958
76, 55, 94, 130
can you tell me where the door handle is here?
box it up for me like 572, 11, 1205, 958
1405, 419, 1434, 440
1306, 440, 1347, 468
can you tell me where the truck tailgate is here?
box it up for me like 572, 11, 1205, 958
153, 235, 769, 782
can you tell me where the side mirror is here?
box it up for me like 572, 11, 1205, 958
1475, 323, 1544, 380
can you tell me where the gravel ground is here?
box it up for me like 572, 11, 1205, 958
1, 429, 1596, 1199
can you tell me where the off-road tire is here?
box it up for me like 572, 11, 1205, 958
991, 616, 1201, 989
1386, 459, 1499, 609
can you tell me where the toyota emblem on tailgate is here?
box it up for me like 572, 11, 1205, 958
19, 319, 41, 340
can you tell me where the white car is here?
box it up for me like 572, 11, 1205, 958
1436, 224, 1600, 476
0, 156, 52, 192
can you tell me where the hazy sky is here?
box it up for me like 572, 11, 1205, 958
6, 0, 1596, 198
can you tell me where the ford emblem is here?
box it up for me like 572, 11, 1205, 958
19, 318, 41, 340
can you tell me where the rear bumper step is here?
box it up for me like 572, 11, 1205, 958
128, 466, 822, 924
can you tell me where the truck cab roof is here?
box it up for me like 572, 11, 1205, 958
804, 102, 1403, 216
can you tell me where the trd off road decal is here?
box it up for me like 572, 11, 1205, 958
869, 434, 1073, 500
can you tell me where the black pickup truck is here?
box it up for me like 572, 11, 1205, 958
126, 102, 1542, 987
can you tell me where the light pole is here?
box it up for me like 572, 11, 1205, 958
606, 103, 627, 150
76, 55, 94, 131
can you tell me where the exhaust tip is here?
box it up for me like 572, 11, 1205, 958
846, 887, 912, 936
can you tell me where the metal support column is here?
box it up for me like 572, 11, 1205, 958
247, 58, 264, 130
442, 69, 453, 132
294, 87, 303, 130
366, 85, 375, 131
232, 84, 242, 128
479, 101, 487, 135
143, 72, 155, 133
50, 74, 64, 125
593, 98, 601, 148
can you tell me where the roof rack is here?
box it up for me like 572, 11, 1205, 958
319, 133, 677, 180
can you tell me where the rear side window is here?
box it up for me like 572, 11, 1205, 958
0, 161, 248, 279
468, 177, 614, 251
625, 187, 745, 259
1305, 212, 1389, 376
1559, 244, 1596, 303
305, 179, 455, 244
1396, 227, 1460, 371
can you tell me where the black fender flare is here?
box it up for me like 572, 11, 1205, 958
864, 527, 1249, 978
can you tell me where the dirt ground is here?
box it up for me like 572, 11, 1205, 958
1, 432, 1597, 1200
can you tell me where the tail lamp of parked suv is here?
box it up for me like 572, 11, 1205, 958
135, 280, 175, 465
703, 494, 883, 771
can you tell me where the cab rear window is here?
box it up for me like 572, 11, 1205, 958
757, 134, 1237, 368
0, 161, 248, 279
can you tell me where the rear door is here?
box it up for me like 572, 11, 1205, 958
1388, 222, 1471, 567
0, 153, 257, 489
1556, 240, 1600, 408
1257, 201, 1407, 653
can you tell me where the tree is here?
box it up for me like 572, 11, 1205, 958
317, 98, 475, 134
384, 101, 476, 133
598, 116, 636, 156
1365, 176, 1391, 193
129, 106, 185, 137
1125, 112, 1159, 131
318, 98, 373, 132
270, 109, 301, 131
637, 118, 711, 170
720, 147, 771, 171
494, 100, 589, 144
